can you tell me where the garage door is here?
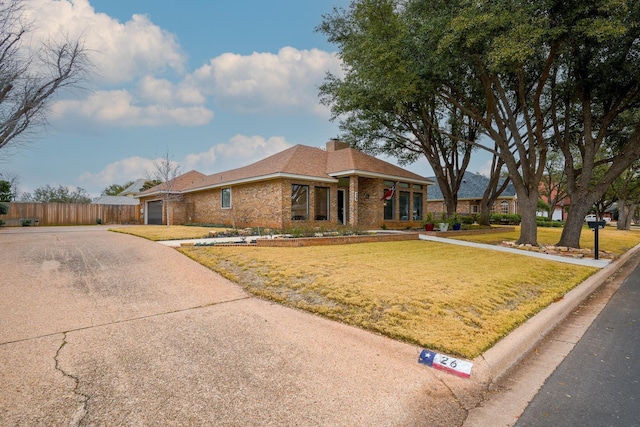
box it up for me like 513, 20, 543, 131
147, 201, 163, 225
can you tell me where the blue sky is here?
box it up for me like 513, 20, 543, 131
2, 0, 482, 198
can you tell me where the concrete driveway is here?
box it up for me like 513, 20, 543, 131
0, 227, 478, 426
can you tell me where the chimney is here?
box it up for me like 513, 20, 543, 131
326, 139, 350, 152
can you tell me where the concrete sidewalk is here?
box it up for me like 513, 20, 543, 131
418, 234, 611, 268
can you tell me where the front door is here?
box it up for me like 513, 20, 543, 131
337, 189, 348, 225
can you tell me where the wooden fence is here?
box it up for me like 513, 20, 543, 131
0, 202, 140, 226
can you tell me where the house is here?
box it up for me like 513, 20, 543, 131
92, 179, 150, 206
426, 172, 518, 216
119, 179, 149, 198
92, 195, 140, 205
136, 140, 433, 229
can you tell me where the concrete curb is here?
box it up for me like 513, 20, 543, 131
473, 242, 640, 385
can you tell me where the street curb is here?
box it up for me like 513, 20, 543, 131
473, 243, 640, 386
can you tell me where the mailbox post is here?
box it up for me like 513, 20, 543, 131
587, 220, 606, 260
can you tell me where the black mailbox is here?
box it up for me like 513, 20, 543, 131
587, 220, 606, 229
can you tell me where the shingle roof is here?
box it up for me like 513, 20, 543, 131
427, 172, 516, 200
182, 144, 432, 193
137, 170, 207, 197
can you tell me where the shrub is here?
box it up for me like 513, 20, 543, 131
96, 218, 103, 224
0, 202, 7, 215
21, 219, 32, 226
461, 215, 475, 225
0, 219, 5, 227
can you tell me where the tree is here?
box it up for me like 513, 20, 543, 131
318, 1, 481, 217
148, 152, 181, 226
611, 162, 640, 230
323, 0, 640, 247
140, 180, 162, 191
539, 150, 568, 220
20, 184, 92, 204
0, 171, 19, 200
0, 1, 88, 154
0, 180, 11, 202
102, 181, 135, 196
477, 150, 512, 226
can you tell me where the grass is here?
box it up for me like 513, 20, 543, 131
178, 241, 596, 359
451, 226, 640, 256
112, 224, 640, 359
109, 225, 229, 241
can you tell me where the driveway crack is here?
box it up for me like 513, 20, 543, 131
55, 333, 90, 426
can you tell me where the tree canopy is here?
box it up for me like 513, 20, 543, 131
102, 181, 135, 196
21, 184, 92, 204
320, 0, 640, 247
0, 0, 88, 154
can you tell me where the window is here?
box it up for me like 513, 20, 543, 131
315, 187, 329, 220
471, 204, 479, 214
384, 197, 395, 220
221, 188, 231, 208
500, 200, 509, 214
413, 193, 423, 220
291, 184, 309, 220
399, 191, 410, 220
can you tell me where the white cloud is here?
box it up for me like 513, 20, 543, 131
190, 47, 343, 115
184, 135, 291, 173
79, 135, 291, 194
78, 156, 156, 191
24, 0, 187, 84
21, 2, 343, 128
52, 88, 214, 127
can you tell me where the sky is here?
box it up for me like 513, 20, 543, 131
1, 0, 488, 199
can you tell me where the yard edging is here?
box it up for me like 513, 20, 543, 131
473, 242, 640, 386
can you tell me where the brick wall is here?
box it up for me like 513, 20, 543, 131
141, 176, 428, 230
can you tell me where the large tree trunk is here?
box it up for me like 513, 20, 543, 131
478, 198, 491, 226
617, 201, 636, 230
557, 194, 594, 248
516, 194, 539, 245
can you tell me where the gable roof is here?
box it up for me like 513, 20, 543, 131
137, 170, 207, 197
142, 143, 432, 196
427, 172, 516, 200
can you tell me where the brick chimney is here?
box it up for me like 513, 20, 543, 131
326, 139, 350, 152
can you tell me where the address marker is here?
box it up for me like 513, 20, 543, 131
418, 349, 473, 378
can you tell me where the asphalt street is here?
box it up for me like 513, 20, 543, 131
515, 255, 640, 426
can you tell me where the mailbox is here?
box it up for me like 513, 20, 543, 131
587, 220, 606, 230
587, 220, 606, 260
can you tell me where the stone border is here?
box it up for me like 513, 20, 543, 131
256, 232, 420, 247
254, 226, 515, 247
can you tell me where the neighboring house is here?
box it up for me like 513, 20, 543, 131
92, 195, 140, 205
538, 182, 570, 221
136, 140, 433, 228
426, 172, 518, 216
119, 179, 148, 198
